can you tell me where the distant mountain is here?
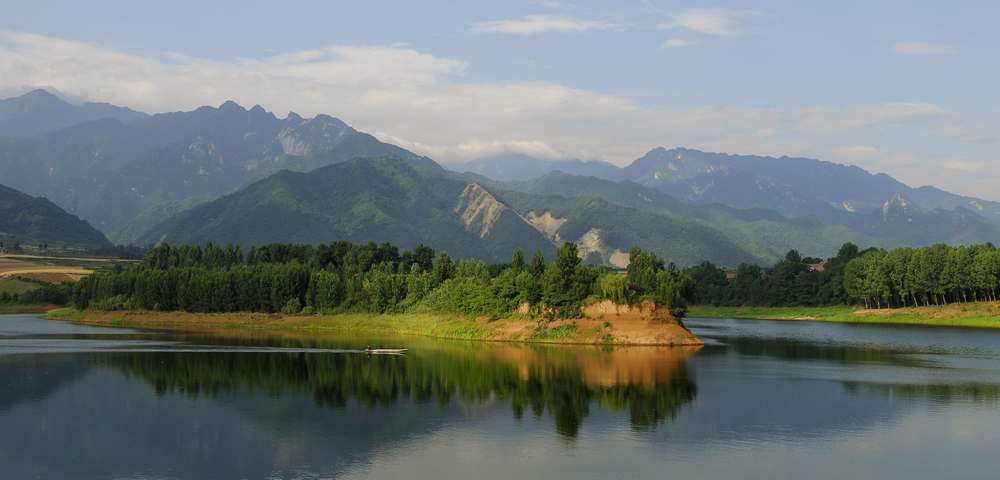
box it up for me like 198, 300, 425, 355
486, 170, 1000, 258
449, 153, 624, 182
0, 89, 146, 138
0, 93, 433, 232
0, 183, 111, 250
138, 157, 760, 266
623, 147, 1000, 224
465, 147, 1000, 225
136, 157, 554, 262
485, 171, 880, 262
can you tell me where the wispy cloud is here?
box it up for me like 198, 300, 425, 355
470, 14, 623, 36
661, 38, 694, 49
657, 8, 753, 36
892, 42, 955, 55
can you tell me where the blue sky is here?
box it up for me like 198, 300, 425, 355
3, 0, 999, 199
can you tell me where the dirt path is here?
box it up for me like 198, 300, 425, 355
0, 257, 93, 282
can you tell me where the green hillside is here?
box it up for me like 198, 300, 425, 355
0, 184, 111, 250
138, 157, 763, 266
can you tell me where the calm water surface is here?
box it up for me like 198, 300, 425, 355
2, 314, 1000, 479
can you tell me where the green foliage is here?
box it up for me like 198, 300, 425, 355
596, 274, 631, 305
625, 247, 693, 316
691, 241, 1000, 310
842, 243, 1000, 308
0, 281, 73, 306
75, 240, 696, 319
689, 242, 862, 307
281, 298, 303, 315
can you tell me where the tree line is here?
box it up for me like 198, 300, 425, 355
842, 244, 1000, 308
0, 282, 72, 306
686, 243, 861, 307
687, 242, 1000, 309
73, 241, 694, 318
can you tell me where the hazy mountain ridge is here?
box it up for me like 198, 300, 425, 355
483, 170, 1000, 257
462, 147, 1000, 224
0, 183, 111, 250
449, 153, 625, 182
0, 89, 147, 138
0, 91, 433, 232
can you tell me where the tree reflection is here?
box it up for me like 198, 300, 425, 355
93, 345, 699, 438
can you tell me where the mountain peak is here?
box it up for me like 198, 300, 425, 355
5, 88, 70, 110
20, 88, 62, 101
218, 100, 246, 112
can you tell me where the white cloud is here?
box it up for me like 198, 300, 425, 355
469, 14, 622, 36
892, 42, 955, 55
1, 29, 998, 200
657, 8, 752, 36
661, 38, 694, 49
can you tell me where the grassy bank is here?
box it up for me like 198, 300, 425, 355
0, 304, 60, 314
43, 307, 702, 346
688, 303, 1000, 328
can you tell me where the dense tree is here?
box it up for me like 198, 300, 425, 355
74, 241, 696, 319
682, 242, 1000, 309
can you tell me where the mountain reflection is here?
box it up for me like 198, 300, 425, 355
93, 344, 700, 437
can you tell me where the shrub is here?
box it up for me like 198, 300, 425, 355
281, 298, 303, 315
597, 273, 631, 305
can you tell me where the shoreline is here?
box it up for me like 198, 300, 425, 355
44, 306, 704, 346
687, 303, 1000, 329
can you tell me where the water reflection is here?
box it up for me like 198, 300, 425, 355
3, 314, 1000, 479
93, 344, 700, 437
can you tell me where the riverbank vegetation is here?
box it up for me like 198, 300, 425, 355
0, 281, 72, 308
71, 241, 694, 321
687, 303, 1000, 328
687, 243, 1000, 310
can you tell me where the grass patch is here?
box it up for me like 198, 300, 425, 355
43, 307, 84, 320
531, 322, 579, 340
688, 303, 1000, 329
0, 277, 38, 295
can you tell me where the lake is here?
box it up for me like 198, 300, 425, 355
2, 314, 999, 479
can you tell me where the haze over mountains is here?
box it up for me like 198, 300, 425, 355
2, 89, 999, 265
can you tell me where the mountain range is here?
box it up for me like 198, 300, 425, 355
1, 89, 998, 265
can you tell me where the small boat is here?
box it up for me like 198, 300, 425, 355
364, 347, 408, 355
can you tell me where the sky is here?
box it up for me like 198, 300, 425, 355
2, 0, 999, 200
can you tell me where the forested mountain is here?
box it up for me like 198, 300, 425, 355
486, 171, 879, 262
0, 91, 432, 233
465, 147, 1000, 225
486, 171, 1000, 259
134, 157, 555, 262
0, 89, 146, 138
135, 157, 760, 266
0, 183, 111, 250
